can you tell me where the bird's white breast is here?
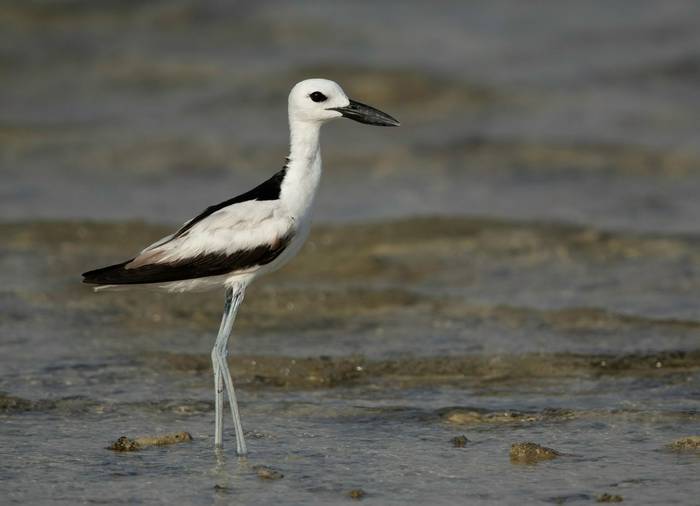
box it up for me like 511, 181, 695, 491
255, 151, 323, 276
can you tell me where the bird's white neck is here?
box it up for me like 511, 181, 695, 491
288, 119, 321, 169
280, 119, 323, 218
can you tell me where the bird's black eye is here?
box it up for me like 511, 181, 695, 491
309, 91, 327, 103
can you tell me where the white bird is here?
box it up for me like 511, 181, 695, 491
82, 78, 399, 455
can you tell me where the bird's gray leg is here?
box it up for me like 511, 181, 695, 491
211, 345, 224, 448
213, 284, 248, 455
212, 288, 233, 448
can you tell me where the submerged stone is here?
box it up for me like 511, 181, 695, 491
509, 442, 561, 464
348, 489, 366, 500
597, 493, 624, 502
134, 431, 192, 446
668, 435, 700, 451
442, 408, 562, 426
109, 436, 140, 452
254, 465, 284, 480
0, 393, 35, 413
108, 431, 192, 451
451, 435, 470, 447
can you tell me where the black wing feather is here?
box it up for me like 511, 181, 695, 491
82, 236, 291, 285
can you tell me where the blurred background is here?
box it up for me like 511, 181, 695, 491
3, 0, 700, 230
1, 1, 700, 504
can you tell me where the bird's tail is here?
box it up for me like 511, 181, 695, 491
82, 261, 132, 285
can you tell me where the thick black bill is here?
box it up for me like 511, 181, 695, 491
330, 99, 400, 127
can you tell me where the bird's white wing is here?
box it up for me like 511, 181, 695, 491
82, 167, 294, 286
129, 200, 294, 268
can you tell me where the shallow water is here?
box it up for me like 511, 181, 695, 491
1, 220, 699, 504
1, 1, 700, 504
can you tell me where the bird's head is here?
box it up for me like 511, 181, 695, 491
288, 78, 400, 127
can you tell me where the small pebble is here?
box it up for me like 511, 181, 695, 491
451, 435, 469, 447
254, 465, 284, 480
597, 493, 623, 503
348, 489, 366, 500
